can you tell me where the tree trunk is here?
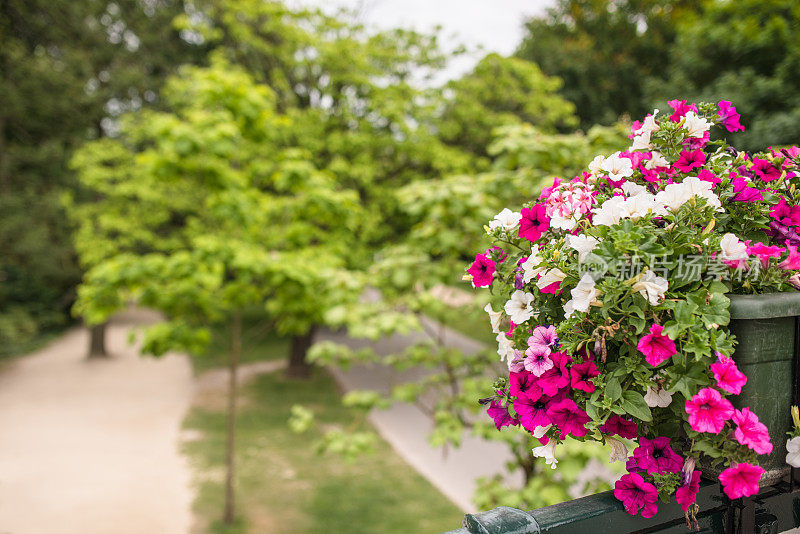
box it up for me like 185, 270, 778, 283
285, 326, 315, 379
87, 322, 108, 358
223, 311, 242, 526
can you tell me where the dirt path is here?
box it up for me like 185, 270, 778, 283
0, 309, 194, 534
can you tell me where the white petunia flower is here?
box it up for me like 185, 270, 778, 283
533, 440, 558, 469
588, 155, 605, 175
644, 385, 673, 408
683, 176, 722, 211
787, 437, 800, 468
719, 233, 748, 261
504, 290, 536, 324
592, 196, 627, 226
621, 181, 648, 197
632, 269, 668, 305
533, 424, 552, 439
566, 234, 599, 263
537, 268, 566, 291
549, 212, 580, 231
623, 193, 666, 221
521, 247, 544, 284
631, 131, 652, 151
683, 111, 712, 138
601, 152, 634, 180
634, 110, 660, 136
488, 208, 522, 231
484, 303, 503, 334
646, 151, 669, 169
496, 332, 514, 362
656, 182, 692, 212
565, 273, 597, 317
606, 437, 629, 463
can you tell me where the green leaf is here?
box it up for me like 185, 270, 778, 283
620, 390, 652, 422
605, 377, 622, 403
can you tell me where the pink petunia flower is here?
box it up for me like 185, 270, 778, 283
747, 242, 784, 269
569, 361, 599, 393
614, 473, 659, 518
770, 198, 800, 227
513, 389, 552, 432
519, 204, 550, 243
732, 408, 773, 455
718, 101, 744, 132
697, 168, 721, 185
674, 149, 706, 173
668, 100, 698, 122
509, 371, 541, 399
637, 324, 677, 367
547, 398, 590, 439
600, 415, 638, 440
487, 400, 519, 430
710, 355, 747, 395
731, 175, 765, 203
537, 352, 572, 396
528, 325, 557, 349
780, 245, 800, 270
751, 158, 782, 182
685, 387, 734, 434
539, 178, 563, 200
467, 254, 495, 287
633, 437, 683, 475
718, 463, 764, 499
675, 470, 702, 512
524, 345, 554, 377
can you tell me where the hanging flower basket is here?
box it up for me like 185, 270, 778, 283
469, 100, 800, 521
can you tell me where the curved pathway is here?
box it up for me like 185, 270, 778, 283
0, 310, 194, 534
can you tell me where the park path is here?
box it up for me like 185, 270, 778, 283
317, 315, 522, 513
0, 309, 194, 534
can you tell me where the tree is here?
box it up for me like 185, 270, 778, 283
516, 0, 696, 128
73, 59, 362, 523
0, 0, 200, 355
650, 0, 800, 151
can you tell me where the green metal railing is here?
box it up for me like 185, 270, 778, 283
446, 475, 800, 533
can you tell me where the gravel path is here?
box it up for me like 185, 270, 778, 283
0, 309, 194, 534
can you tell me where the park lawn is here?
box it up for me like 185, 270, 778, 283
184, 330, 464, 534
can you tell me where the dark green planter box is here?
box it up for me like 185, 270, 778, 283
727, 292, 800, 483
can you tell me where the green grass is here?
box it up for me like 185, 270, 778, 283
184, 324, 464, 534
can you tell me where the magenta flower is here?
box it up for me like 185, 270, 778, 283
528, 325, 557, 349
524, 345, 554, 377
569, 361, 599, 393
675, 470, 702, 512
710, 355, 747, 395
732, 408, 773, 455
685, 387, 734, 434
719, 463, 764, 499
487, 400, 519, 430
509, 371, 541, 399
751, 158, 782, 182
697, 169, 721, 185
674, 149, 706, 173
718, 101, 744, 132
519, 204, 550, 243
537, 352, 571, 396
547, 398, 590, 439
614, 473, 658, 518
637, 324, 676, 367
770, 198, 800, 227
600, 415, 638, 440
539, 178, 562, 200
747, 242, 784, 268
780, 245, 800, 270
467, 254, 495, 288
633, 437, 683, 474
514, 391, 552, 432
732, 175, 765, 202
668, 99, 698, 122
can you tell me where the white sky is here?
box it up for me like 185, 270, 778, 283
293, 0, 555, 82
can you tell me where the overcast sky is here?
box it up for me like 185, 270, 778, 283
294, 0, 556, 82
